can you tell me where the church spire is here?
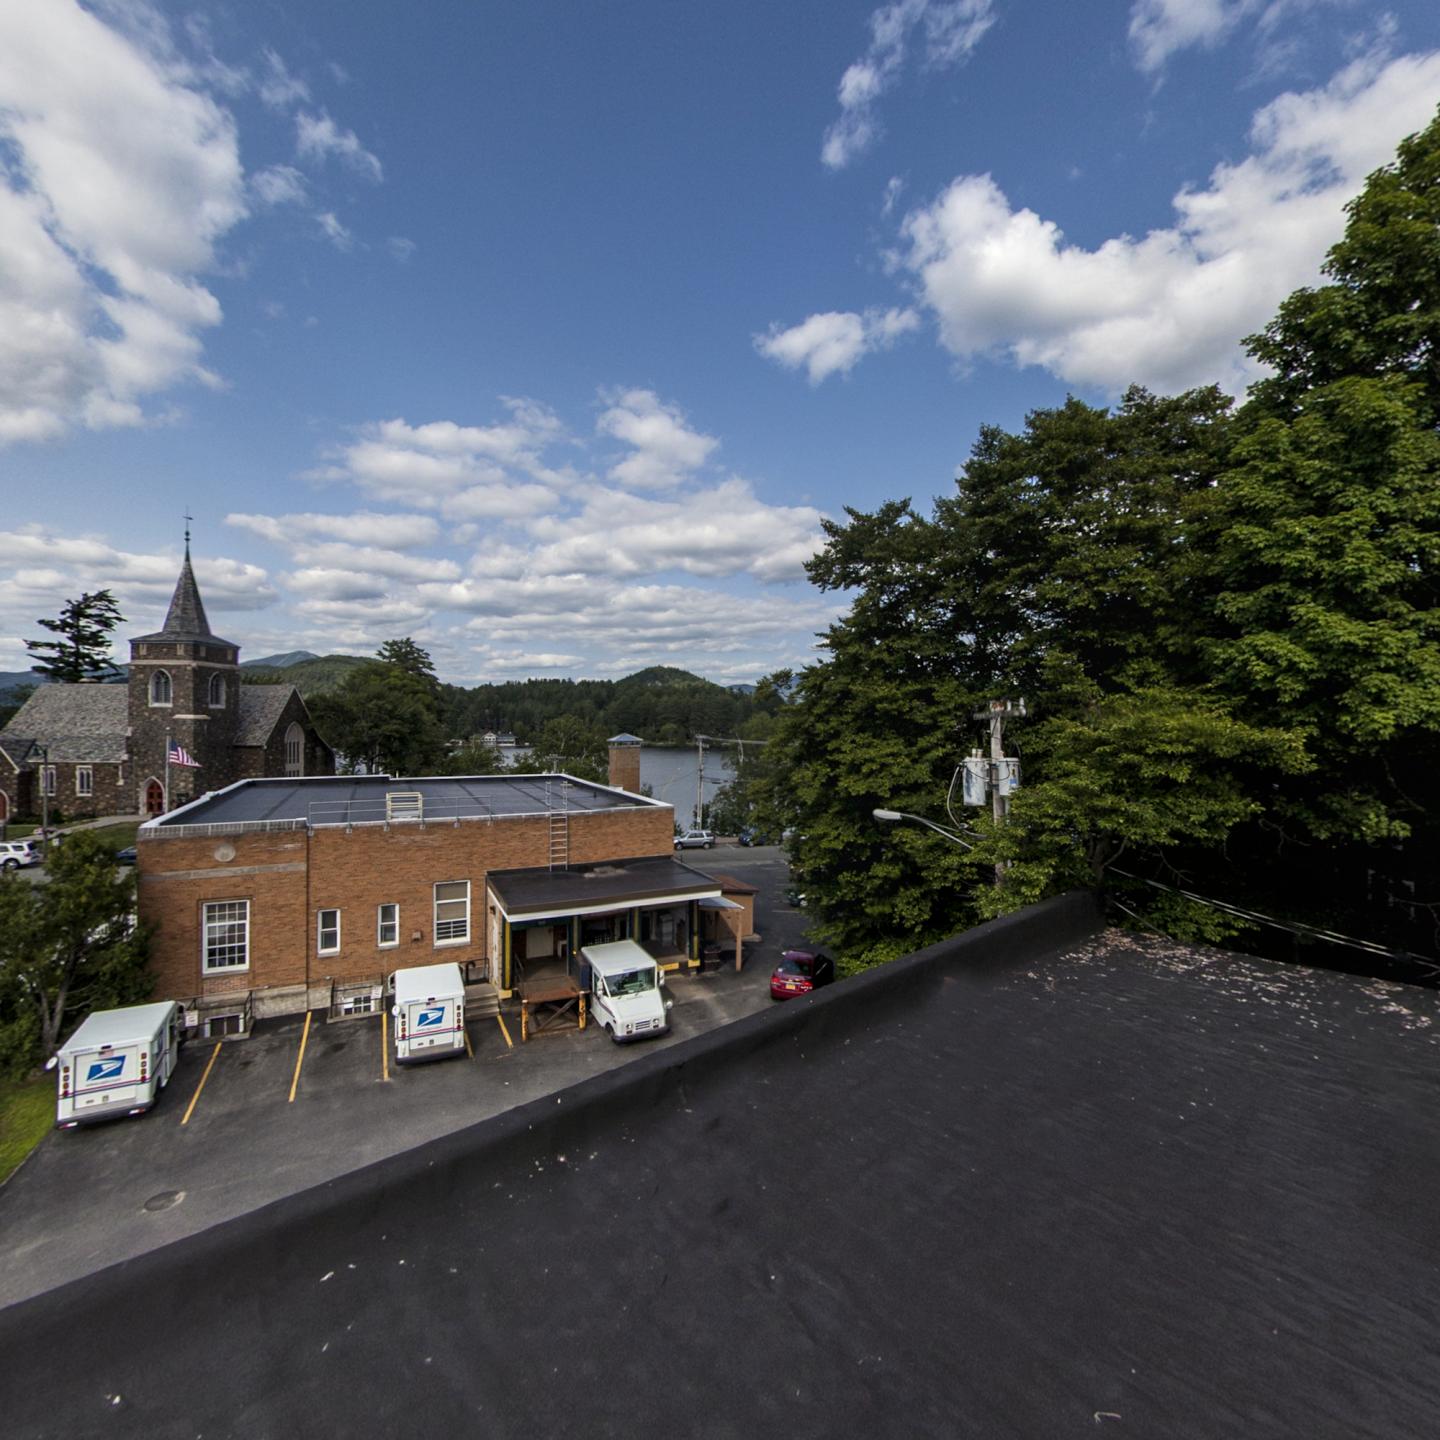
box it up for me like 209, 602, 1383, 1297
160, 517, 212, 638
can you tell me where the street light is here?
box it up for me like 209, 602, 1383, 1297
872, 808, 975, 850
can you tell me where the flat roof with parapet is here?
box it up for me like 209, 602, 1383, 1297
146, 772, 664, 833
488, 854, 721, 920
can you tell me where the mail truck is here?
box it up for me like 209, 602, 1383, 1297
53, 1001, 182, 1127
391, 962, 466, 1064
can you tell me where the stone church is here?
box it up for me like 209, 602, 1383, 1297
0, 548, 333, 824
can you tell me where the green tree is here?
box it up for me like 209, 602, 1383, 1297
511, 716, 609, 783
437, 739, 506, 776
25, 590, 125, 683
309, 657, 447, 776
765, 389, 1291, 962
0, 683, 35, 729
377, 637, 440, 689
1246, 108, 1440, 420
0, 833, 150, 1070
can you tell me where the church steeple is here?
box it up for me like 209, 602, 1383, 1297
158, 514, 213, 639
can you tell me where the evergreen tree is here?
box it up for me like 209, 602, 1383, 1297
25, 590, 125, 683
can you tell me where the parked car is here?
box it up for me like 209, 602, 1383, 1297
674, 829, 715, 850
0, 840, 42, 871
770, 949, 835, 1000
737, 827, 772, 847
115, 846, 138, 866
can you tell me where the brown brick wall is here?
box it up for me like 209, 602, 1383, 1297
3, 760, 129, 821
138, 802, 672, 1002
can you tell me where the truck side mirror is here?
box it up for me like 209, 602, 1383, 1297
44, 1055, 57, 1072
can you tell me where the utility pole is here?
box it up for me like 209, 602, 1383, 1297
695, 736, 705, 829
38, 742, 49, 843
971, 698, 1025, 884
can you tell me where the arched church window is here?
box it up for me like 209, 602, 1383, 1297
208, 673, 226, 707
150, 670, 172, 706
285, 722, 304, 777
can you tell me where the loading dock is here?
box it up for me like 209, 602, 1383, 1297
518, 975, 586, 1041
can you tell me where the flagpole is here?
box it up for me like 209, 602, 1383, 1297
164, 728, 171, 813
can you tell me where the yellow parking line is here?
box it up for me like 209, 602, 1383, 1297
287, 1010, 312, 1103
381, 1009, 390, 1081
495, 1013, 513, 1049
181, 1041, 222, 1126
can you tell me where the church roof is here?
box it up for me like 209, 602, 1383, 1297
130, 549, 237, 648
0, 686, 129, 764
236, 685, 301, 746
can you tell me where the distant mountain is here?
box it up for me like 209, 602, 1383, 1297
616, 665, 706, 688
0, 668, 128, 700
242, 650, 320, 670
727, 683, 757, 696
242, 652, 369, 697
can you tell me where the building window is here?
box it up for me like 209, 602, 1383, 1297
76, 767, 93, 797
284, 722, 304, 777
43, 766, 56, 796
202, 900, 249, 973
434, 881, 470, 945
208, 673, 226, 707
317, 908, 341, 955
378, 903, 399, 948
150, 670, 172, 706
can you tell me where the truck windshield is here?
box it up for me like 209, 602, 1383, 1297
608, 969, 655, 996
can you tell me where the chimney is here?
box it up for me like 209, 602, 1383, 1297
607, 734, 643, 794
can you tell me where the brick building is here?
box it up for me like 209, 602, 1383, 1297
138, 770, 733, 1034
0, 548, 332, 824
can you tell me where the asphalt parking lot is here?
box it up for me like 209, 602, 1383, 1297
0, 845, 815, 1307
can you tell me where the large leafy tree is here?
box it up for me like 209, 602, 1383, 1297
0, 833, 150, 1069
25, 590, 125, 683
763, 387, 1288, 960
511, 716, 609, 783
309, 639, 447, 776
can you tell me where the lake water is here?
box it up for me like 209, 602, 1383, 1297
505, 743, 736, 826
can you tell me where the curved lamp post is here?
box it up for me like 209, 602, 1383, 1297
872, 808, 974, 851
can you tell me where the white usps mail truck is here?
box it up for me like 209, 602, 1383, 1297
584, 940, 673, 1043
53, 1001, 182, 1127
391, 962, 466, 1064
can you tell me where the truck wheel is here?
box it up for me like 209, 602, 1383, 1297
608, 1025, 622, 1045
1, 859, 16, 872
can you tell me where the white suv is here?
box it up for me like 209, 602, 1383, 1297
0, 840, 41, 871
674, 829, 715, 850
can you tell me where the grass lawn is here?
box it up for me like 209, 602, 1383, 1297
0, 1073, 52, 1185
91, 822, 140, 852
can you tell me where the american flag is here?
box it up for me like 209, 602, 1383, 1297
168, 741, 201, 769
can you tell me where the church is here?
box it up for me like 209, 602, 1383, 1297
0, 547, 333, 824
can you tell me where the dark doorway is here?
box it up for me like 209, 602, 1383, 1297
145, 780, 165, 816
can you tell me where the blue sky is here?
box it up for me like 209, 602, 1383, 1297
2, 0, 1438, 684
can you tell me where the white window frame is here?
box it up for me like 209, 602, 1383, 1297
150, 669, 172, 706
317, 908, 341, 956
75, 766, 93, 797
378, 903, 399, 949
202, 900, 250, 974
434, 880, 470, 946
43, 766, 56, 796
208, 673, 226, 708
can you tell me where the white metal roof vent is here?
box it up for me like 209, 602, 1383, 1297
386, 791, 424, 821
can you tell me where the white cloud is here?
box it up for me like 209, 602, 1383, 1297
228, 510, 442, 549
258, 48, 309, 110
822, 1, 996, 169
295, 110, 383, 182
1129, 0, 1254, 72
0, 0, 246, 442
0, 524, 276, 668
893, 48, 1440, 395
315, 211, 352, 249
755, 307, 920, 384
882, 175, 906, 215
596, 390, 718, 490
252, 164, 307, 206
387, 236, 417, 262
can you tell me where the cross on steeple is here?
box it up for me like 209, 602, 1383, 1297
184, 511, 193, 559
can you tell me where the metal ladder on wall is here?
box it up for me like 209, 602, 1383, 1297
546, 779, 570, 869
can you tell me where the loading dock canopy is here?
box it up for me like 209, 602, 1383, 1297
488, 855, 721, 923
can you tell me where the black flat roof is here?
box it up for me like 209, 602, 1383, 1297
5, 899, 1438, 1436
151, 773, 657, 829
488, 855, 720, 916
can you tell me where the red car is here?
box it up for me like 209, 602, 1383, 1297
770, 949, 835, 1000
